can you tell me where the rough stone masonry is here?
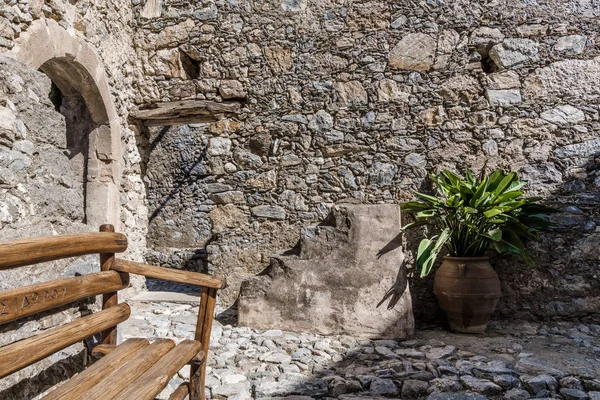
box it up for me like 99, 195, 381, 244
0, 0, 600, 395
133, 0, 600, 325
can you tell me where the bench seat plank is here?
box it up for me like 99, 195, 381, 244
41, 338, 149, 400
80, 338, 176, 400
0, 303, 130, 379
113, 339, 202, 400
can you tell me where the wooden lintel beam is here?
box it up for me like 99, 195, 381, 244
142, 115, 222, 127
130, 99, 241, 125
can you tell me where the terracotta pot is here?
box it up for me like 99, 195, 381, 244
433, 256, 501, 333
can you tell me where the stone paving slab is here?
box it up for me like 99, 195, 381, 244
119, 300, 600, 400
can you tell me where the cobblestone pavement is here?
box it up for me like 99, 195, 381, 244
119, 298, 600, 400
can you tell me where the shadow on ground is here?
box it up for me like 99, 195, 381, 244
204, 317, 600, 400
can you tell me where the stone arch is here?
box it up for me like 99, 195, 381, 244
9, 18, 122, 228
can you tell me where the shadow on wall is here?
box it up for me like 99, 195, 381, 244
399, 157, 600, 327
145, 126, 210, 223
208, 201, 600, 399
0, 351, 88, 400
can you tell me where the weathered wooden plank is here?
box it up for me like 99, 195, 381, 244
113, 340, 202, 400
130, 99, 241, 120
168, 383, 190, 400
142, 115, 222, 127
190, 287, 217, 400
112, 259, 227, 289
0, 270, 128, 326
0, 303, 130, 379
81, 339, 176, 400
100, 224, 119, 345
0, 232, 127, 270
41, 338, 149, 400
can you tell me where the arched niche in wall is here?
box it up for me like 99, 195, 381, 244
8, 18, 122, 228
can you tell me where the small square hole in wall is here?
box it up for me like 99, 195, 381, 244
480, 53, 499, 73
180, 50, 200, 80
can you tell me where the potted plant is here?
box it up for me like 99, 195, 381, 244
400, 169, 556, 333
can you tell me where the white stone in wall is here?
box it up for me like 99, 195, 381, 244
483, 139, 499, 156
419, 106, 446, 126
141, 0, 163, 18
377, 79, 410, 103
281, 0, 307, 12
486, 70, 521, 89
555, 138, 600, 158
524, 57, 600, 100
208, 137, 232, 156
155, 19, 195, 49
486, 89, 522, 106
0, 106, 16, 130
470, 27, 505, 50
251, 205, 286, 220
489, 38, 539, 69
389, 33, 436, 71
516, 24, 548, 37
308, 110, 334, 132
554, 35, 587, 54
540, 105, 585, 124
152, 49, 187, 79
219, 80, 246, 99
334, 80, 368, 107
405, 153, 427, 168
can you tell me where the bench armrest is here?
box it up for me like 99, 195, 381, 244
111, 258, 227, 289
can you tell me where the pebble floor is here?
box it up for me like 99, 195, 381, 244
119, 299, 600, 400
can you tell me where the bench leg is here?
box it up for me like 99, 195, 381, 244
190, 287, 217, 400
99, 224, 118, 345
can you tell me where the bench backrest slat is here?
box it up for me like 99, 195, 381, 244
0, 303, 130, 379
0, 271, 129, 326
0, 232, 128, 270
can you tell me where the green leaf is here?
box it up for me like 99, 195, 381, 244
416, 238, 433, 269
465, 169, 475, 186
484, 207, 505, 219
483, 228, 502, 241
492, 172, 517, 198
486, 170, 506, 191
470, 179, 489, 207
493, 190, 523, 204
506, 180, 527, 192
501, 230, 526, 253
400, 201, 431, 213
418, 229, 450, 277
416, 209, 438, 218
402, 219, 430, 230
414, 191, 442, 205
520, 252, 535, 266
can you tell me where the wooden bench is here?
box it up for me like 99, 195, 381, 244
0, 224, 226, 400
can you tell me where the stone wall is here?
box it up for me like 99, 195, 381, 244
134, 0, 600, 322
0, 1, 149, 396
0, 0, 598, 395
0, 55, 100, 399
